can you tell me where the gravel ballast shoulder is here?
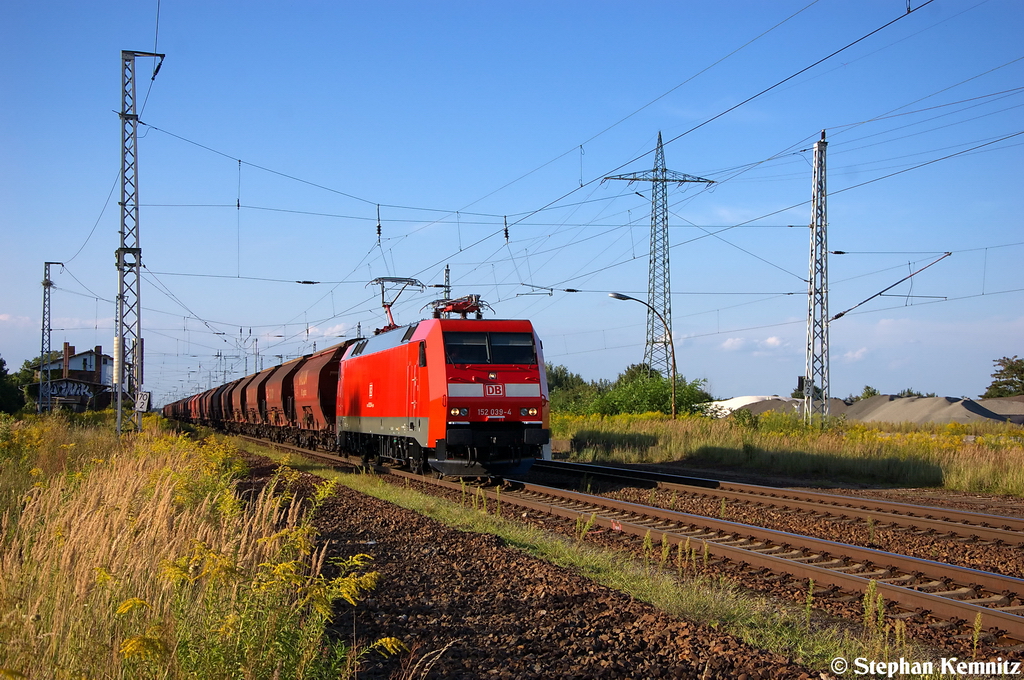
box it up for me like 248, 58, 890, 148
314, 483, 818, 680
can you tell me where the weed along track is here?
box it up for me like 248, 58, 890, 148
487, 479, 1024, 645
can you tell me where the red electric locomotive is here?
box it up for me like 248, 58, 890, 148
337, 313, 550, 476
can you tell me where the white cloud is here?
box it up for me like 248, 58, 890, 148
721, 338, 746, 351
0, 313, 33, 327
843, 347, 868, 362
762, 336, 782, 348
296, 323, 351, 341
318, 323, 350, 337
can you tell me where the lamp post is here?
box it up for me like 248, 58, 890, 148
609, 292, 677, 419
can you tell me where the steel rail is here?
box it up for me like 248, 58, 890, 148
436, 476, 1024, 643
534, 460, 1024, 544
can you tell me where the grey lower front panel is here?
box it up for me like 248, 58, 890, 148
339, 417, 547, 477
339, 415, 429, 447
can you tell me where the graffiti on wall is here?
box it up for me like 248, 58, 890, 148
40, 381, 106, 400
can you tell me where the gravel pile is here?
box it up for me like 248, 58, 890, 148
844, 395, 1005, 424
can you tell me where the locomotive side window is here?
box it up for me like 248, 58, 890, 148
444, 332, 536, 365
445, 332, 488, 364
490, 333, 536, 364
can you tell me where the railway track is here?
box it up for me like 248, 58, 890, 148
481, 477, 1024, 648
532, 460, 1024, 546
238, 437, 1024, 649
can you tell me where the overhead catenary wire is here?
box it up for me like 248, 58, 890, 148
831, 252, 952, 320
71, 1, 1019, 401
130, 18, 1011, 321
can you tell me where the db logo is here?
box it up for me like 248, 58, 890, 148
485, 384, 505, 397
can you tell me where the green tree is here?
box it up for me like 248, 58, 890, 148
603, 368, 712, 416
13, 352, 61, 385
847, 385, 881, 403
545, 364, 601, 415
981, 356, 1024, 398
6, 352, 63, 412
0, 356, 26, 414
615, 363, 662, 383
545, 364, 587, 392
896, 387, 937, 398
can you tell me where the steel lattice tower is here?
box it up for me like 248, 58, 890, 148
115, 50, 162, 433
38, 262, 61, 413
605, 132, 713, 378
804, 131, 830, 422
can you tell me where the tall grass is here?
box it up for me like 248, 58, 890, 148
0, 412, 396, 679
552, 412, 1024, 496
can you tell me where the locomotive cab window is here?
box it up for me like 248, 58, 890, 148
444, 332, 536, 365
490, 333, 536, 364
444, 332, 488, 364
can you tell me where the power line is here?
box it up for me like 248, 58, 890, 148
506, 0, 937, 232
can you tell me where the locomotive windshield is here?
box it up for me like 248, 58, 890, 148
444, 332, 536, 365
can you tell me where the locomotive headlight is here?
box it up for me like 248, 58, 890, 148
450, 407, 460, 416
520, 407, 539, 417
460, 408, 468, 416
528, 407, 538, 416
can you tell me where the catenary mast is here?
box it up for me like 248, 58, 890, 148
115, 50, 163, 433
804, 131, 830, 422
39, 262, 61, 413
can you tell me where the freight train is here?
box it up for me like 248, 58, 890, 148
163, 291, 550, 477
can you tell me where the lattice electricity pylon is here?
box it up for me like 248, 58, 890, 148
115, 50, 163, 434
39, 262, 62, 413
804, 131, 830, 423
604, 132, 713, 379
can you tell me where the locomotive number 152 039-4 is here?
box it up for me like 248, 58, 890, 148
477, 408, 511, 417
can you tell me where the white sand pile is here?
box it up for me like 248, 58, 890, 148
706, 395, 795, 417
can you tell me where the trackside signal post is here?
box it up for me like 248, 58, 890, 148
115, 50, 163, 434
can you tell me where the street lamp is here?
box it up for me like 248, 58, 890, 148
608, 292, 677, 419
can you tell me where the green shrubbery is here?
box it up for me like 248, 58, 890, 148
547, 363, 712, 416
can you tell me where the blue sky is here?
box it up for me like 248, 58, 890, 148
2, 0, 1022, 406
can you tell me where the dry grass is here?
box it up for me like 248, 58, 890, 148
0, 412, 397, 680
552, 412, 1024, 496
